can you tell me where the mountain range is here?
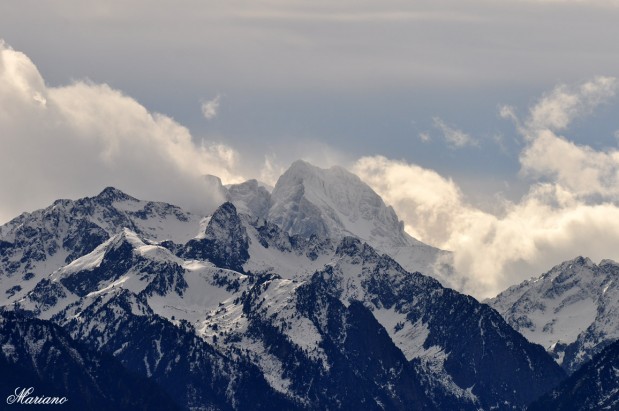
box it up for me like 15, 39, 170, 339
1, 160, 617, 410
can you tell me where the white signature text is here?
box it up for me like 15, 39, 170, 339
6, 387, 68, 405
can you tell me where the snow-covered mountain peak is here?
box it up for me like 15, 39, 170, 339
204, 202, 244, 239
202, 174, 229, 201
488, 255, 619, 373
226, 179, 271, 220
549, 256, 595, 278
53, 228, 180, 283
269, 160, 410, 247
538, 256, 599, 297
15, 228, 187, 319
599, 258, 619, 268
58, 227, 178, 277
263, 160, 455, 286
335, 236, 366, 256
559, 255, 594, 269
95, 186, 138, 204
195, 161, 453, 286
0, 190, 200, 305
334, 236, 379, 264
96, 227, 148, 250
181, 202, 249, 272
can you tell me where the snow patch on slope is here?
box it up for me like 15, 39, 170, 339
373, 307, 432, 360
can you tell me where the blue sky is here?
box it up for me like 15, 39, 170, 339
2, 0, 619, 296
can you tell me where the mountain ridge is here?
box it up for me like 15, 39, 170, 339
225, 160, 456, 288
487, 255, 619, 374
2, 189, 566, 410
0, 161, 592, 410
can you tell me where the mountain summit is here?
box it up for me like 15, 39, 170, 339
268, 160, 413, 246
226, 160, 454, 286
488, 256, 619, 373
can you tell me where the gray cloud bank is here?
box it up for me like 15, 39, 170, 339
2, 0, 619, 94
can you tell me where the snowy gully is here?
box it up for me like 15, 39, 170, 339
6, 387, 68, 405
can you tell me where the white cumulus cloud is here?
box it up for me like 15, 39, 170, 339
354, 76, 619, 298
524, 76, 617, 135
519, 77, 619, 198
354, 156, 619, 299
0, 41, 243, 223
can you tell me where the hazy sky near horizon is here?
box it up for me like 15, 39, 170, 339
2, 0, 619, 297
